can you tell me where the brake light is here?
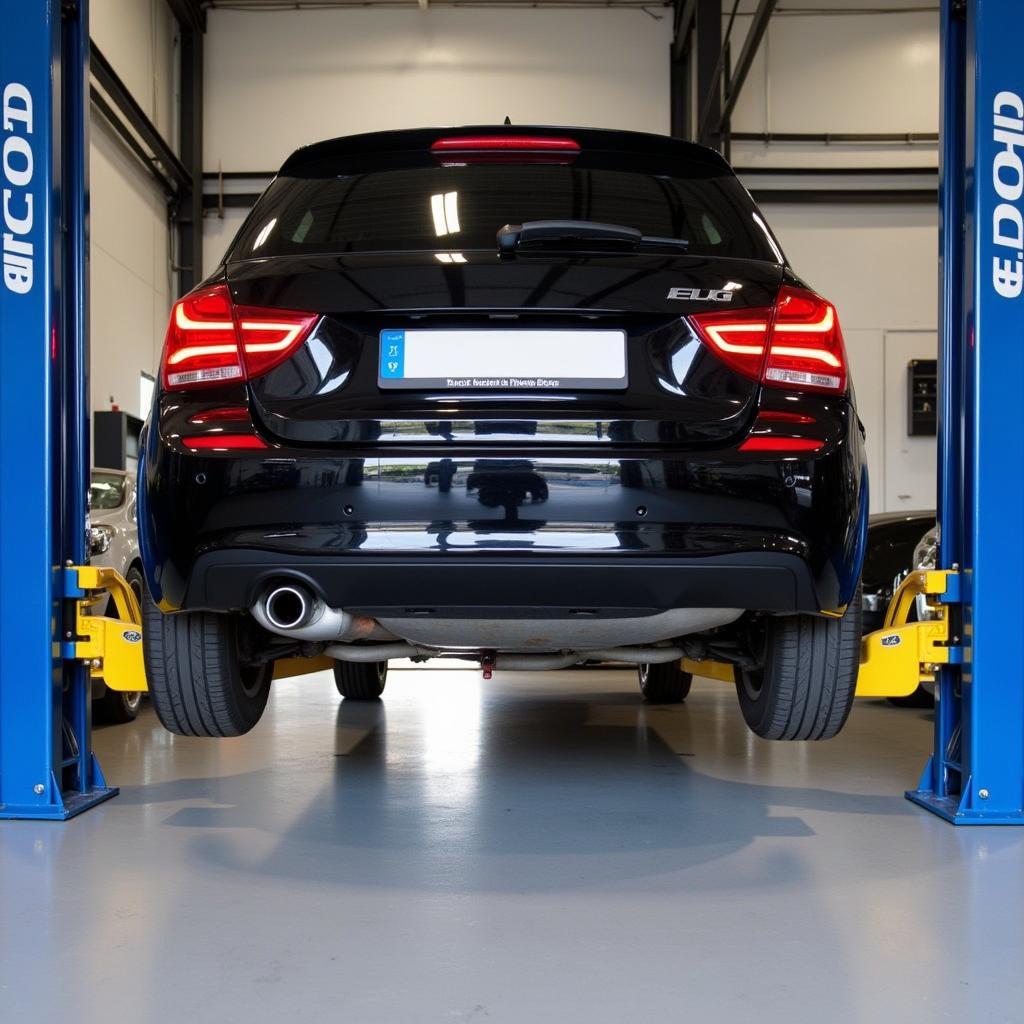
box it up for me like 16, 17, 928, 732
431, 135, 580, 154
161, 284, 317, 390
690, 285, 847, 394
686, 305, 769, 381
431, 135, 579, 165
765, 287, 847, 392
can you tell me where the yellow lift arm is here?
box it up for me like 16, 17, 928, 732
856, 568, 961, 698
64, 565, 147, 693
64, 566, 961, 701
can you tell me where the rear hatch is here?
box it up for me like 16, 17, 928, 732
223, 127, 786, 448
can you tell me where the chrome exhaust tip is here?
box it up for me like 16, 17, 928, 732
263, 584, 313, 631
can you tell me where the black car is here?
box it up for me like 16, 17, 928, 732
139, 126, 867, 741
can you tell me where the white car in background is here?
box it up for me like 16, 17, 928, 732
89, 468, 145, 723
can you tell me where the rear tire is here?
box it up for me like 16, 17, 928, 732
736, 586, 862, 740
638, 661, 693, 703
333, 660, 388, 700
142, 584, 272, 737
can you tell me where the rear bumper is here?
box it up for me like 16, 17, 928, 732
140, 407, 867, 618
183, 550, 819, 616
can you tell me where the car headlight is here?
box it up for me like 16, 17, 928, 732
913, 525, 939, 571
89, 524, 113, 556
911, 524, 940, 620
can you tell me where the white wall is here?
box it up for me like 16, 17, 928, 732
89, 0, 177, 424
203, 9, 673, 173
763, 202, 938, 512
729, 2, 939, 169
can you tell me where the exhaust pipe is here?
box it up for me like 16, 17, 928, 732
319, 643, 686, 669
492, 646, 684, 671
264, 585, 314, 631
252, 582, 354, 642
326, 642, 424, 662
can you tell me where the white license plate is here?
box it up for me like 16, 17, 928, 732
378, 329, 628, 390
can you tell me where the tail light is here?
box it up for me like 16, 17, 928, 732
690, 285, 848, 394
161, 284, 318, 390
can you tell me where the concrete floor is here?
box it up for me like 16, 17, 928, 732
2, 668, 1023, 1023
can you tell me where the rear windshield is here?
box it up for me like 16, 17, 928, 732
228, 162, 778, 262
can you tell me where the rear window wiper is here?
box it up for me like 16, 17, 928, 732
497, 220, 689, 257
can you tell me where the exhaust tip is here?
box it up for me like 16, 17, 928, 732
264, 585, 311, 631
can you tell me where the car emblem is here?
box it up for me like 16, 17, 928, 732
667, 287, 734, 302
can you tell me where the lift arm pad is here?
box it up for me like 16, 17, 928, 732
65, 566, 147, 693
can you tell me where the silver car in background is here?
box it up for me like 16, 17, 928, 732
89, 469, 145, 722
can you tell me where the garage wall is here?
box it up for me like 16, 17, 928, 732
726, 2, 940, 512
203, 9, 674, 172
89, 0, 177, 424
728, 2, 939, 169
763, 202, 938, 513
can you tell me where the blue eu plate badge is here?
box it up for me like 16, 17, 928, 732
380, 330, 405, 380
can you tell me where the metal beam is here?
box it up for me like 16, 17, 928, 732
203, 192, 259, 210
671, 0, 697, 62
695, 0, 721, 147
750, 188, 936, 204
670, 53, 691, 139
735, 164, 937, 176
164, 0, 205, 32
90, 87, 177, 197
177, 24, 204, 295
719, 0, 777, 129
90, 41, 191, 190
730, 130, 938, 145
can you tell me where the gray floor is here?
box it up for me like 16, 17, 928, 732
2, 667, 1023, 1024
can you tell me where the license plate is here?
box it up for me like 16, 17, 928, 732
378, 329, 628, 390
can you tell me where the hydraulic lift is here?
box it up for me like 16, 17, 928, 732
1, 0, 1022, 821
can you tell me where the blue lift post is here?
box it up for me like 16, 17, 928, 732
0, 0, 116, 819
906, 0, 1024, 823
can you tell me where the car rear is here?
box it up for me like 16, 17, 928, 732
139, 125, 867, 741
